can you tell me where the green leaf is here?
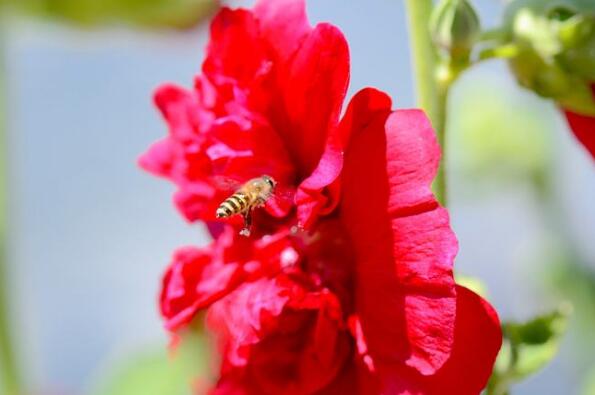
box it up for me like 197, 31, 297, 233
90, 333, 212, 395
487, 307, 570, 395
502, 0, 595, 115
504, 307, 569, 379
6, 0, 218, 29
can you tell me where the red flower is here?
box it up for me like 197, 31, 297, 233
139, 0, 350, 227
143, 0, 502, 394
160, 226, 300, 331
563, 84, 595, 159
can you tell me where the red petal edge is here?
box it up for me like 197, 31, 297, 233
253, 0, 311, 62
564, 109, 595, 160
296, 88, 392, 229
341, 108, 458, 375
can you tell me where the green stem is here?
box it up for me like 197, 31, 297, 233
434, 83, 448, 206
0, 11, 23, 395
404, 0, 448, 206
477, 43, 521, 61
405, 0, 437, 116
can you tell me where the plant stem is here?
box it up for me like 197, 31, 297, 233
404, 0, 448, 206
434, 83, 448, 206
0, 12, 23, 395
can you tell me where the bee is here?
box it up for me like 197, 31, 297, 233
216, 175, 277, 236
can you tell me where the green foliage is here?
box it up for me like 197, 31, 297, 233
5, 0, 218, 29
504, 0, 595, 22
90, 334, 211, 395
502, 0, 595, 115
486, 307, 570, 395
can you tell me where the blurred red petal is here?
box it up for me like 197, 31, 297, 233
160, 238, 243, 331
564, 109, 595, 159
138, 138, 176, 178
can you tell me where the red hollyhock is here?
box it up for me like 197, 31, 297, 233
142, 0, 502, 394
563, 84, 595, 159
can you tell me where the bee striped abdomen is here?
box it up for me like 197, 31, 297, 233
216, 193, 250, 218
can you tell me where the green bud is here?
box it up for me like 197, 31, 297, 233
430, 0, 481, 62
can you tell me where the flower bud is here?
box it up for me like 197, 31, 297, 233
430, 0, 481, 61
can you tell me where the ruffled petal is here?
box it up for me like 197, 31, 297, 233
341, 109, 457, 375
138, 138, 177, 178
207, 118, 294, 184
254, 0, 311, 63
203, 8, 271, 86
153, 84, 206, 143
160, 234, 243, 331
279, 23, 350, 176
209, 275, 351, 395
296, 88, 392, 228
160, 228, 300, 331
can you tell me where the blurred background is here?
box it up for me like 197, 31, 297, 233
0, 0, 593, 394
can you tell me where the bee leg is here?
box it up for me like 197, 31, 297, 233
240, 210, 252, 237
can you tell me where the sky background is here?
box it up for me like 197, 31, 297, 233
2, 0, 594, 394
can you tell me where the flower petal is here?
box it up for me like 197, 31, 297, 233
209, 276, 351, 395
203, 8, 270, 85
279, 23, 350, 176
153, 84, 206, 143
564, 109, 595, 159
296, 88, 392, 228
350, 286, 501, 395
160, 228, 301, 331
254, 0, 311, 62
424, 285, 502, 395
341, 109, 457, 375
138, 138, 177, 178
208, 277, 291, 366
160, 238, 243, 331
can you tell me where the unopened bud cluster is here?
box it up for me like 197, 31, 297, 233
505, 1, 595, 115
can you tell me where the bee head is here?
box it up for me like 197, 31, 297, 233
262, 175, 276, 189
